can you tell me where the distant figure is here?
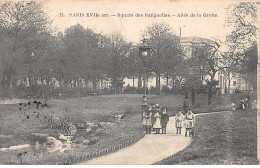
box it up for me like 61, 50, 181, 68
59, 93, 62, 99
244, 98, 249, 109
184, 110, 195, 137
175, 110, 184, 135
142, 106, 152, 134
183, 97, 190, 114
246, 93, 251, 109
231, 102, 236, 111
161, 107, 169, 134
238, 100, 245, 110
252, 100, 257, 109
153, 109, 162, 134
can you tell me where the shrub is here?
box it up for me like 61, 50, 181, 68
149, 87, 157, 95
123, 85, 137, 94
162, 86, 171, 95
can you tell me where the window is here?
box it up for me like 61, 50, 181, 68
233, 81, 236, 86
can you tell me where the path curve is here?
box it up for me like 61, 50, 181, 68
79, 117, 192, 165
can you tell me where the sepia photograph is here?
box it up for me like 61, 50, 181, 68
0, 0, 259, 165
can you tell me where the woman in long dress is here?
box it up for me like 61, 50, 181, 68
153, 110, 162, 134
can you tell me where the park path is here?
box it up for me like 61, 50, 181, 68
79, 117, 192, 165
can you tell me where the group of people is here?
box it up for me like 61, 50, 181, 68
142, 100, 196, 137
231, 93, 257, 110
175, 109, 195, 137
142, 104, 169, 134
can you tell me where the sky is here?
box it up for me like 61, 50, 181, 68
44, 0, 235, 44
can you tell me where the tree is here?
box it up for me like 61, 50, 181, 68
106, 32, 131, 94
124, 47, 143, 88
226, 2, 257, 49
238, 43, 257, 91
0, 1, 51, 98
192, 40, 222, 105
225, 2, 258, 93
142, 22, 181, 94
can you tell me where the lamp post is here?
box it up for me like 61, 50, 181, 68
139, 38, 151, 119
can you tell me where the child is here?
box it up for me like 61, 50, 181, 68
252, 100, 257, 109
142, 106, 152, 134
238, 100, 245, 110
161, 107, 169, 134
231, 102, 236, 111
175, 110, 184, 134
184, 110, 195, 137
153, 110, 162, 134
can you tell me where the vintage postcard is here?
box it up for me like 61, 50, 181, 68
0, 0, 259, 165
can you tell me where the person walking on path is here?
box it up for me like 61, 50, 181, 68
143, 106, 152, 134
184, 110, 195, 137
153, 109, 162, 134
161, 107, 169, 134
183, 97, 190, 114
175, 110, 184, 135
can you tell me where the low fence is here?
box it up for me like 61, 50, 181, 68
55, 135, 144, 165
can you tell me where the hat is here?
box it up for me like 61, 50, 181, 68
162, 107, 167, 111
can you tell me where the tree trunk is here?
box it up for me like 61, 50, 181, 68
166, 76, 169, 87
191, 88, 196, 105
172, 69, 175, 88
132, 76, 135, 87
227, 71, 231, 95
156, 72, 160, 95
208, 85, 213, 105
93, 79, 97, 93
138, 72, 142, 89
8, 68, 14, 99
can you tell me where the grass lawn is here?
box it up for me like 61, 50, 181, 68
0, 92, 256, 164
0, 94, 184, 164
155, 109, 258, 165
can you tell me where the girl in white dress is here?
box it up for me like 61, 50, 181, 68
153, 111, 162, 134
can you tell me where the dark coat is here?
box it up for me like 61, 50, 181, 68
183, 99, 190, 113
161, 113, 169, 128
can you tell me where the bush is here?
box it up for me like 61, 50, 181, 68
123, 85, 137, 94
161, 86, 171, 95
149, 87, 157, 95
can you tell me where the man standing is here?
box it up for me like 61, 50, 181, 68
183, 97, 190, 114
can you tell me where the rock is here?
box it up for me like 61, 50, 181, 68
99, 122, 115, 128
82, 139, 90, 145
72, 136, 86, 144
76, 122, 86, 129
46, 137, 63, 153
0, 144, 30, 151
115, 114, 125, 120
59, 134, 73, 142
86, 122, 99, 133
